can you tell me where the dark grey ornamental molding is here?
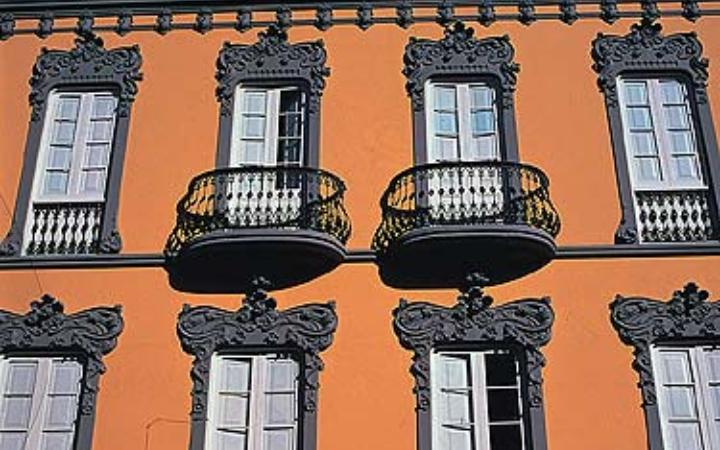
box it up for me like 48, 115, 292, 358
610, 282, 720, 450
591, 20, 720, 244
392, 274, 553, 450
0, 34, 142, 257
403, 22, 521, 163
0, 294, 124, 450
214, 25, 329, 167
177, 278, 338, 450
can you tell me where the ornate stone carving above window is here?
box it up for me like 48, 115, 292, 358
0, 294, 124, 450
392, 274, 554, 450
177, 278, 338, 450
0, 33, 142, 257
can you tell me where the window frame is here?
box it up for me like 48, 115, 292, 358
177, 283, 337, 450
392, 280, 553, 450
592, 21, 720, 244
214, 26, 328, 170
403, 23, 521, 166
0, 294, 123, 450
0, 34, 142, 257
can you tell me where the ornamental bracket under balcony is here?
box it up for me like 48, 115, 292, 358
372, 161, 560, 288
164, 166, 351, 293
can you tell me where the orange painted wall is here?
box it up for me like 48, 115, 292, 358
0, 15, 719, 450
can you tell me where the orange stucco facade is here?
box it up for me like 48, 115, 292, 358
0, 13, 719, 450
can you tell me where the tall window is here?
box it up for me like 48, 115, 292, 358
431, 350, 525, 450
425, 82, 500, 164
652, 346, 720, 450
24, 90, 119, 255
0, 357, 83, 450
206, 353, 299, 450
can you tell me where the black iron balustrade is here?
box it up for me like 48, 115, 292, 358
635, 189, 718, 243
24, 201, 105, 255
165, 166, 350, 257
372, 161, 560, 253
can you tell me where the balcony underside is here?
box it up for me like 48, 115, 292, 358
376, 224, 556, 289
166, 229, 346, 293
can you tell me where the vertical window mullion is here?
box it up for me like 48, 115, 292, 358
647, 79, 674, 188
67, 93, 92, 199
472, 353, 489, 450
266, 90, 280, 166
457, 84, 471, 161
249, 355, 266, 450
26, 358, 50, 450
695, 348, 718, 450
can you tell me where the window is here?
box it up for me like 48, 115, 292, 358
0, 357, 83, 450
591, 22, 720, 244
206, 353, 299, 450
431, 350, 525, 450
425, 83, 500, 164
652, 346, 720, 450
0, 36, 141, 258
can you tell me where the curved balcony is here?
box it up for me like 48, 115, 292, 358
372, 161, 560, 288
165, 166, 351, 293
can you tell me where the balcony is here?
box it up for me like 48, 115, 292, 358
372, 161, 560, 288
165, 166, 350, 293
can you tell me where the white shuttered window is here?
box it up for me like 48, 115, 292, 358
206, 353, 299, 450
431, 350, 525, 450
652, 346, 720, 450
0, 357, 83, 450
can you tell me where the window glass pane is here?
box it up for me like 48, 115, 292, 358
672, 156, 700, 180
435, 112, 458, 135
667, 422, 703, 450
218, 395, 249, 427
91, 96, 116, 118
487, 389, 521, 422
84, 144, 110, 168
265, 393, 295, 425
0, 433, 27, 450
627, 107, 652, 129
262, 428, 294, 450
43, 172, 69, 195
630, 132, 657, 156
434, 87, 456, 110
242, 116, 266, 139
268, 360, 297, 391
660, 352, 692, 384
489, 424, 523, 450
280, 90, 302, 113
50, 362, 81, 395
434, 138, 458, 161
44, 396, 77, 429
40, 432, 74, 450
280, 114, 302, 138
709, 386, 720, 418
470, 86, 493, 109
80, 170, 106, 194
705, 351, 720, 381
89, 120, 114, 142
243, 92, 266, 114
5, 363, 37, 395
443, 429, 473, 450
437, 355, 469, 388
0, 398, 32, 428
240, 141, 265, 164
634, 158, 661, 182
221, 359, 251, 392
52, 122, 77, 145
469, 136, 497, 161
48, 147, 72, 170
278, 140, 302, 165
624, 82, 648, 105
57, 97, 80, 120
442, 391, 472, 424
665, 386, 697, 419
668, 131, 695, 155
485, 353, 517, 387
471, 110, 495, 135
216, 431, 247, 450
664, 105, 690, 129
660, 80, 685, 104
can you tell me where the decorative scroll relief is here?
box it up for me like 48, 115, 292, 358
610, 283, 720, 406
29, 34, 142, 121
591, 20, 709, 107
403, 22, 519, 111
177, 279, 338, 418
393, 275, 554, 410
215, 25, 330, 117
0, 294, 124, 415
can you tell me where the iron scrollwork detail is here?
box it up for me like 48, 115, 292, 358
394, 279, 553, 409
215, 25, 330, 117
403, 22, 519, 112
177, 278, 337, 449
0, 295, 123, 415
610, 282, 720, 406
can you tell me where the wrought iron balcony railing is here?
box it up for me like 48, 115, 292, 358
25, 201, 105, 255
635, 189, 718, 243
372, 161, 560, 253
165, 166, 351, 257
